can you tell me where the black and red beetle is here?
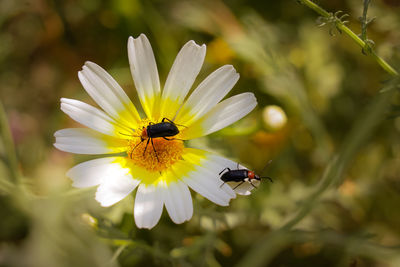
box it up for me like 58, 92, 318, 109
219, 162, 273, 190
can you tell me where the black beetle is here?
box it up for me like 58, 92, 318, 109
219, 162, 273, 190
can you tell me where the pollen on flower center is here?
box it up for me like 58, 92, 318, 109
127, 120, 184, 172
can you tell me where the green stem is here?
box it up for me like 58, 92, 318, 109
301, 0, 330, 17
0, 101, 20, 184
360, 0, 371, 41
298, 0, 398, 76
109, 244, 127, 264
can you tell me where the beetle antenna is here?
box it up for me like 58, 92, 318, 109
127, 140, 144, 159
260, 176, 273, 183
258, 160, 273, 183
118, 131, 140, 137
173, 123, 187, 128
260, 160, 272, 174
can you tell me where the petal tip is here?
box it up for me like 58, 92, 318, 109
133, 33, 149, 44
77, 70, 84, 79
84, 61, 95, 67
222, 64, 234, 70
95, 192, 115, 208
128, 36, 134, 46
53, 130, 62, 137
243, 92, 258, 104
53, 142, 63, 150
136, 224, 154, 230
134, 217, 157, 229
98, 202, 113, 208
185, 40, 206, 50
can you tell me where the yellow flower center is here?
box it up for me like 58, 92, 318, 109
127, 119, 184, 172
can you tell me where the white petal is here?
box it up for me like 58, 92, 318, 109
178, 151, 236, 206
183, 171, 231, 206
128, 34, 161, 119
195, 155, 238, 198
181, 93, 257, 140
162, 181, 193, 224
134, 183, 164, 229
60, 98, 129, 136
175, 65, 239, 125
78, 61, 140, 128
95, 169, 140, 207
159, 40, 206, 120
168, 149, 236, 205
67, 157, 119, 188
54, 128, 126, 154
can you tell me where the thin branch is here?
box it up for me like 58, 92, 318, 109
360, 0, 372, 41
297, 0, 398, 76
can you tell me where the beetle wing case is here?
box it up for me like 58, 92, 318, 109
147, 122, 179, 138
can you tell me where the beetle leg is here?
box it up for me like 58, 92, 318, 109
161, 117, 175, 124
162, 117, 187, 128
143, 138, 151, 155
150, 138, 160, 162
218, 167, 231, 175
233, 181, 245, 190
249, 181, 258, 189
219, 182, 226, 188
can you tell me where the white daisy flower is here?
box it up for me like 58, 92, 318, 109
55, 34, 257, 229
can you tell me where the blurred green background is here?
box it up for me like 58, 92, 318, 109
1, 0, 400, 266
